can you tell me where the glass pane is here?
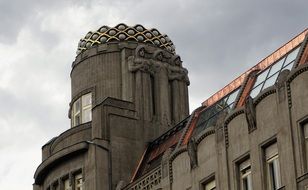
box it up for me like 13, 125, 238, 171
284, 46, 300, 65
247, 173, 253, 190
269, 162, 276, 189
262, 72, 279, 90
242, 176, 251, 190
82, 93, 92, 106
64, 179, 71, 190
82, 108, 92, 123
268, 58, 285, 77
214, 98, 226, 110
208, 105, 220, 118
304, 123, 308, 138
250, 84, 263, 98
196, 110, 210, 127
282, 61, 295, 71
74, 114, 81, 126
226, 103, 234, 112
75, 174, 83, 190
205, 180, 216, 190
273, 159, 281, 189
74, 99, 81, 113
226, 88, 240, 105
209, 113, 220, 127
254, 69, 270, 87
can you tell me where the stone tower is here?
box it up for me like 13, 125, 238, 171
33, 23, 189, 190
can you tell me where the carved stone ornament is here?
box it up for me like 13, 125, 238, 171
168, 66, 190, 84
187, 137, 198, 169
215, 110, 228, 129
275, 69, 290, 102
135, 45, 146, 58
171, 55, 182, 67
275, 69, 290, 89
153, 50, 164, 61
128, 46, 154, 75
244, 96, 257, 133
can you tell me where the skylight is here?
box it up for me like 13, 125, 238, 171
250, 45, 301, 98
193, 88, 240, 136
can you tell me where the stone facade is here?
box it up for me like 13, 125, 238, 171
33, 24, 308, 190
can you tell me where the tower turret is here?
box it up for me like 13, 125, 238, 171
71, 23, 189, 135
34, 24, 189, 190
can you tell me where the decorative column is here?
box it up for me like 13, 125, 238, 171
168, 55, 190, 124
151, 50, 172, 133
128, 46, 154, 121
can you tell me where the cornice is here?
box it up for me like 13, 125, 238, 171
195, 129, 216, 145
34, 142, 89, 184
253, 87, 277, 106
287, 63, 308, 83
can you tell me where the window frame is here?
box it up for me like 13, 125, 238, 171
240, 161, 252, 190
74, 173, 83, 190
200, 173, 216, 190
298, 116, 308, 173
63, 177, 72, 190
71, 92, 92, 127
234, 153, 252, 190
250, 45, 301, 98
266, 154, 281, 190
195, 88, 240, 133
261, 139, 282, 190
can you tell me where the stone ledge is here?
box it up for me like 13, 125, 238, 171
34, 142, 89, 184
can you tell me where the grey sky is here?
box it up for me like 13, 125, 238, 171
0, 0, 307, 189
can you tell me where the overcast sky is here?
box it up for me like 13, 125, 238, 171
0, 0, 307, 189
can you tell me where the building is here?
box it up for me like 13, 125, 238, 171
33, 24, 308, 190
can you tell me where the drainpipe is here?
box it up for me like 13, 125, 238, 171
86, 141, 112, 190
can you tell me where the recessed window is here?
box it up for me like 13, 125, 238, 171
203, 178, 216, 190
75, 173, 83, 190
72, 93, 92, 127
52, 182, 59, 190
64, 178, 71, 190
239, 159, 253, 190
265, 143, 281, 190
301, 122, 308, 171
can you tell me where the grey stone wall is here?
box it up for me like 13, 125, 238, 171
163, 64, 308, 190
34, 41, 190, 190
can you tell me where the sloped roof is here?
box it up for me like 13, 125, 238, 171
131, 28, 308, 182
131, 117, 189, 181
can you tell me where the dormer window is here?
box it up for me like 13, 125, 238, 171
72, 93, 92, 127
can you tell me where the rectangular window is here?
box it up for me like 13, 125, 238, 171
73, 99, 81, 126
265, 143, 281, 190
81, 93, 92, 123
64, 178, 71, 190
203, 179, 216, 190
75, 173, 83, 190
302, 122, 308, 171
72, 93, 92, 127
239, 159, 253, 190
52, 182, 60, 190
